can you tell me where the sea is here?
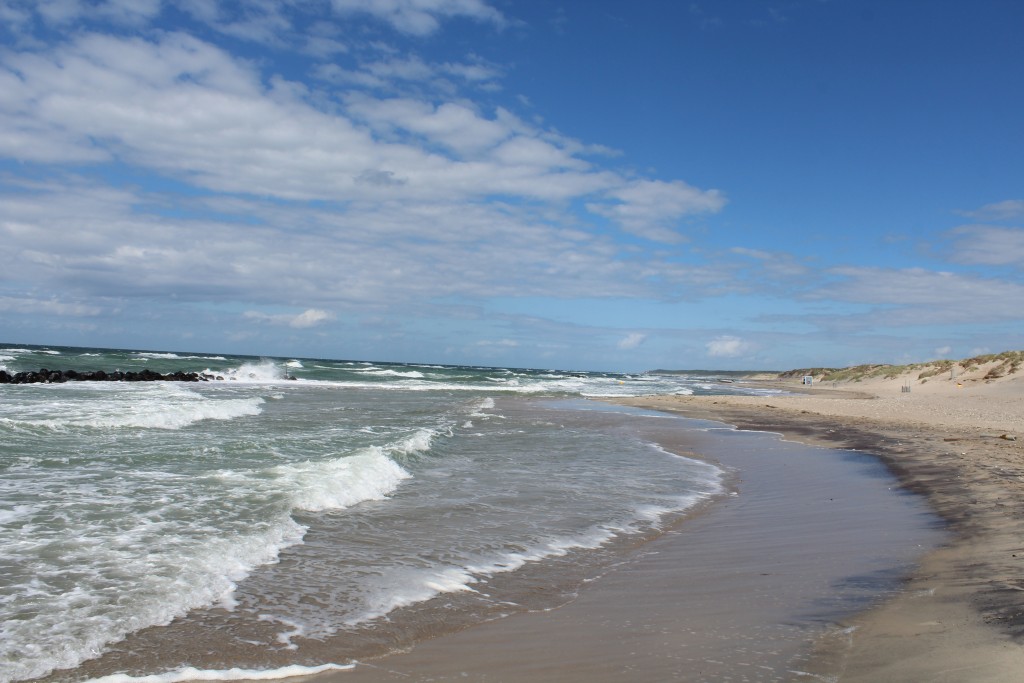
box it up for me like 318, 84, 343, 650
0, 344, 937, 683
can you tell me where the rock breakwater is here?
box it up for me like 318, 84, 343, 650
0, 368, 216, 384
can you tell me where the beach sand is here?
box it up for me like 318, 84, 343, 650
292, 361, 1024, 682
612, 363, 1024, 681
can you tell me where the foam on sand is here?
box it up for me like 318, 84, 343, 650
82, 663, 355, 683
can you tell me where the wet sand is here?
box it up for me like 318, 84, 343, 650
307, 400, 945, 682
614, 371, 1024, 681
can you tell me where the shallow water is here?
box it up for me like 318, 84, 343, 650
1, 344, 763, 683
326, 402, 946, 682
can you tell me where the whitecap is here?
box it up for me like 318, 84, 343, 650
355, 368, 425, 379
0, 504, 37, 525
2, 384, 264, 431
206, 361, 285, 383
271, 451, 411, 514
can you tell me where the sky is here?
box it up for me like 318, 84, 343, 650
1, 0, 1022, 371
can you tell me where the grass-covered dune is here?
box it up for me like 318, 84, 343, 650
779, 350, 1024, 384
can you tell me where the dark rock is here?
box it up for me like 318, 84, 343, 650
0, 368, 230, 385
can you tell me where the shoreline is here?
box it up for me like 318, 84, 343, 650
56, 372, 1024, 682
613, 374, 1024, 681
304, 396, 947, 682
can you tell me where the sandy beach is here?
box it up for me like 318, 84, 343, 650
312, 355, 1024, 682
615, 358, 1024, 681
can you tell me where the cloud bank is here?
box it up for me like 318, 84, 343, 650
1, 1, 1021, 370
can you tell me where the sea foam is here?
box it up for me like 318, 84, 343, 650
0, 437, 417, 683
81, 663, 355, 683
272, 451, 411, 513
356, 368, 426, 378
1, 384, 264, 430
0, 509, 307, 683
207, 361, 287, 383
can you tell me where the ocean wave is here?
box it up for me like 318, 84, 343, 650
136, 353, 228, 361
0, 384, 264, 431
204, 361, 286, 383
0, 348, 60, 355
355, 368, 426, 379
468, 397, 500, 418
389, 428, 442, 457
346, 523, 627, 626
0, 425, 422, 683
0, 508, 307, 683
0, 504, 37, 525
347, 566, 479, 625
270, 451, 411, 513
81, 663, 355, 683
345, 454, 722, 627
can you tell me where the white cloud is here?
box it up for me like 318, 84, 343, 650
819, 266, 1024, 311
339, 53, 503, 88
244, 309, 335, 328
617, 332, 647, 350
173, 1, 306, 47
329, 0, 506, 35
28, 0, 160, 26
354, 55, 437, 83
1, 175, 731, 318
807, 266, 1024, 328
345, 96, 512, 155
32, 0, 87, 24
0, 32, 709, 212
312, 53, 501, 92
934, 345, 952, 357
946, 225, 1024, 267
957, 199, 1024, 222
588, 179, 726, 242
290, 309, 334, 328
730, 246, 810, 279
303, 34, 349, 58
0, 7, 827, 367
706, 335, 752, 358
476, 339, 519, 347
442, 57, 502, 82
0, 2, 32, 25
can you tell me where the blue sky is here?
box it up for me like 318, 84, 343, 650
1, 0, 1022, 371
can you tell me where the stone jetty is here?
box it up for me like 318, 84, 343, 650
0, 368, 217, 384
